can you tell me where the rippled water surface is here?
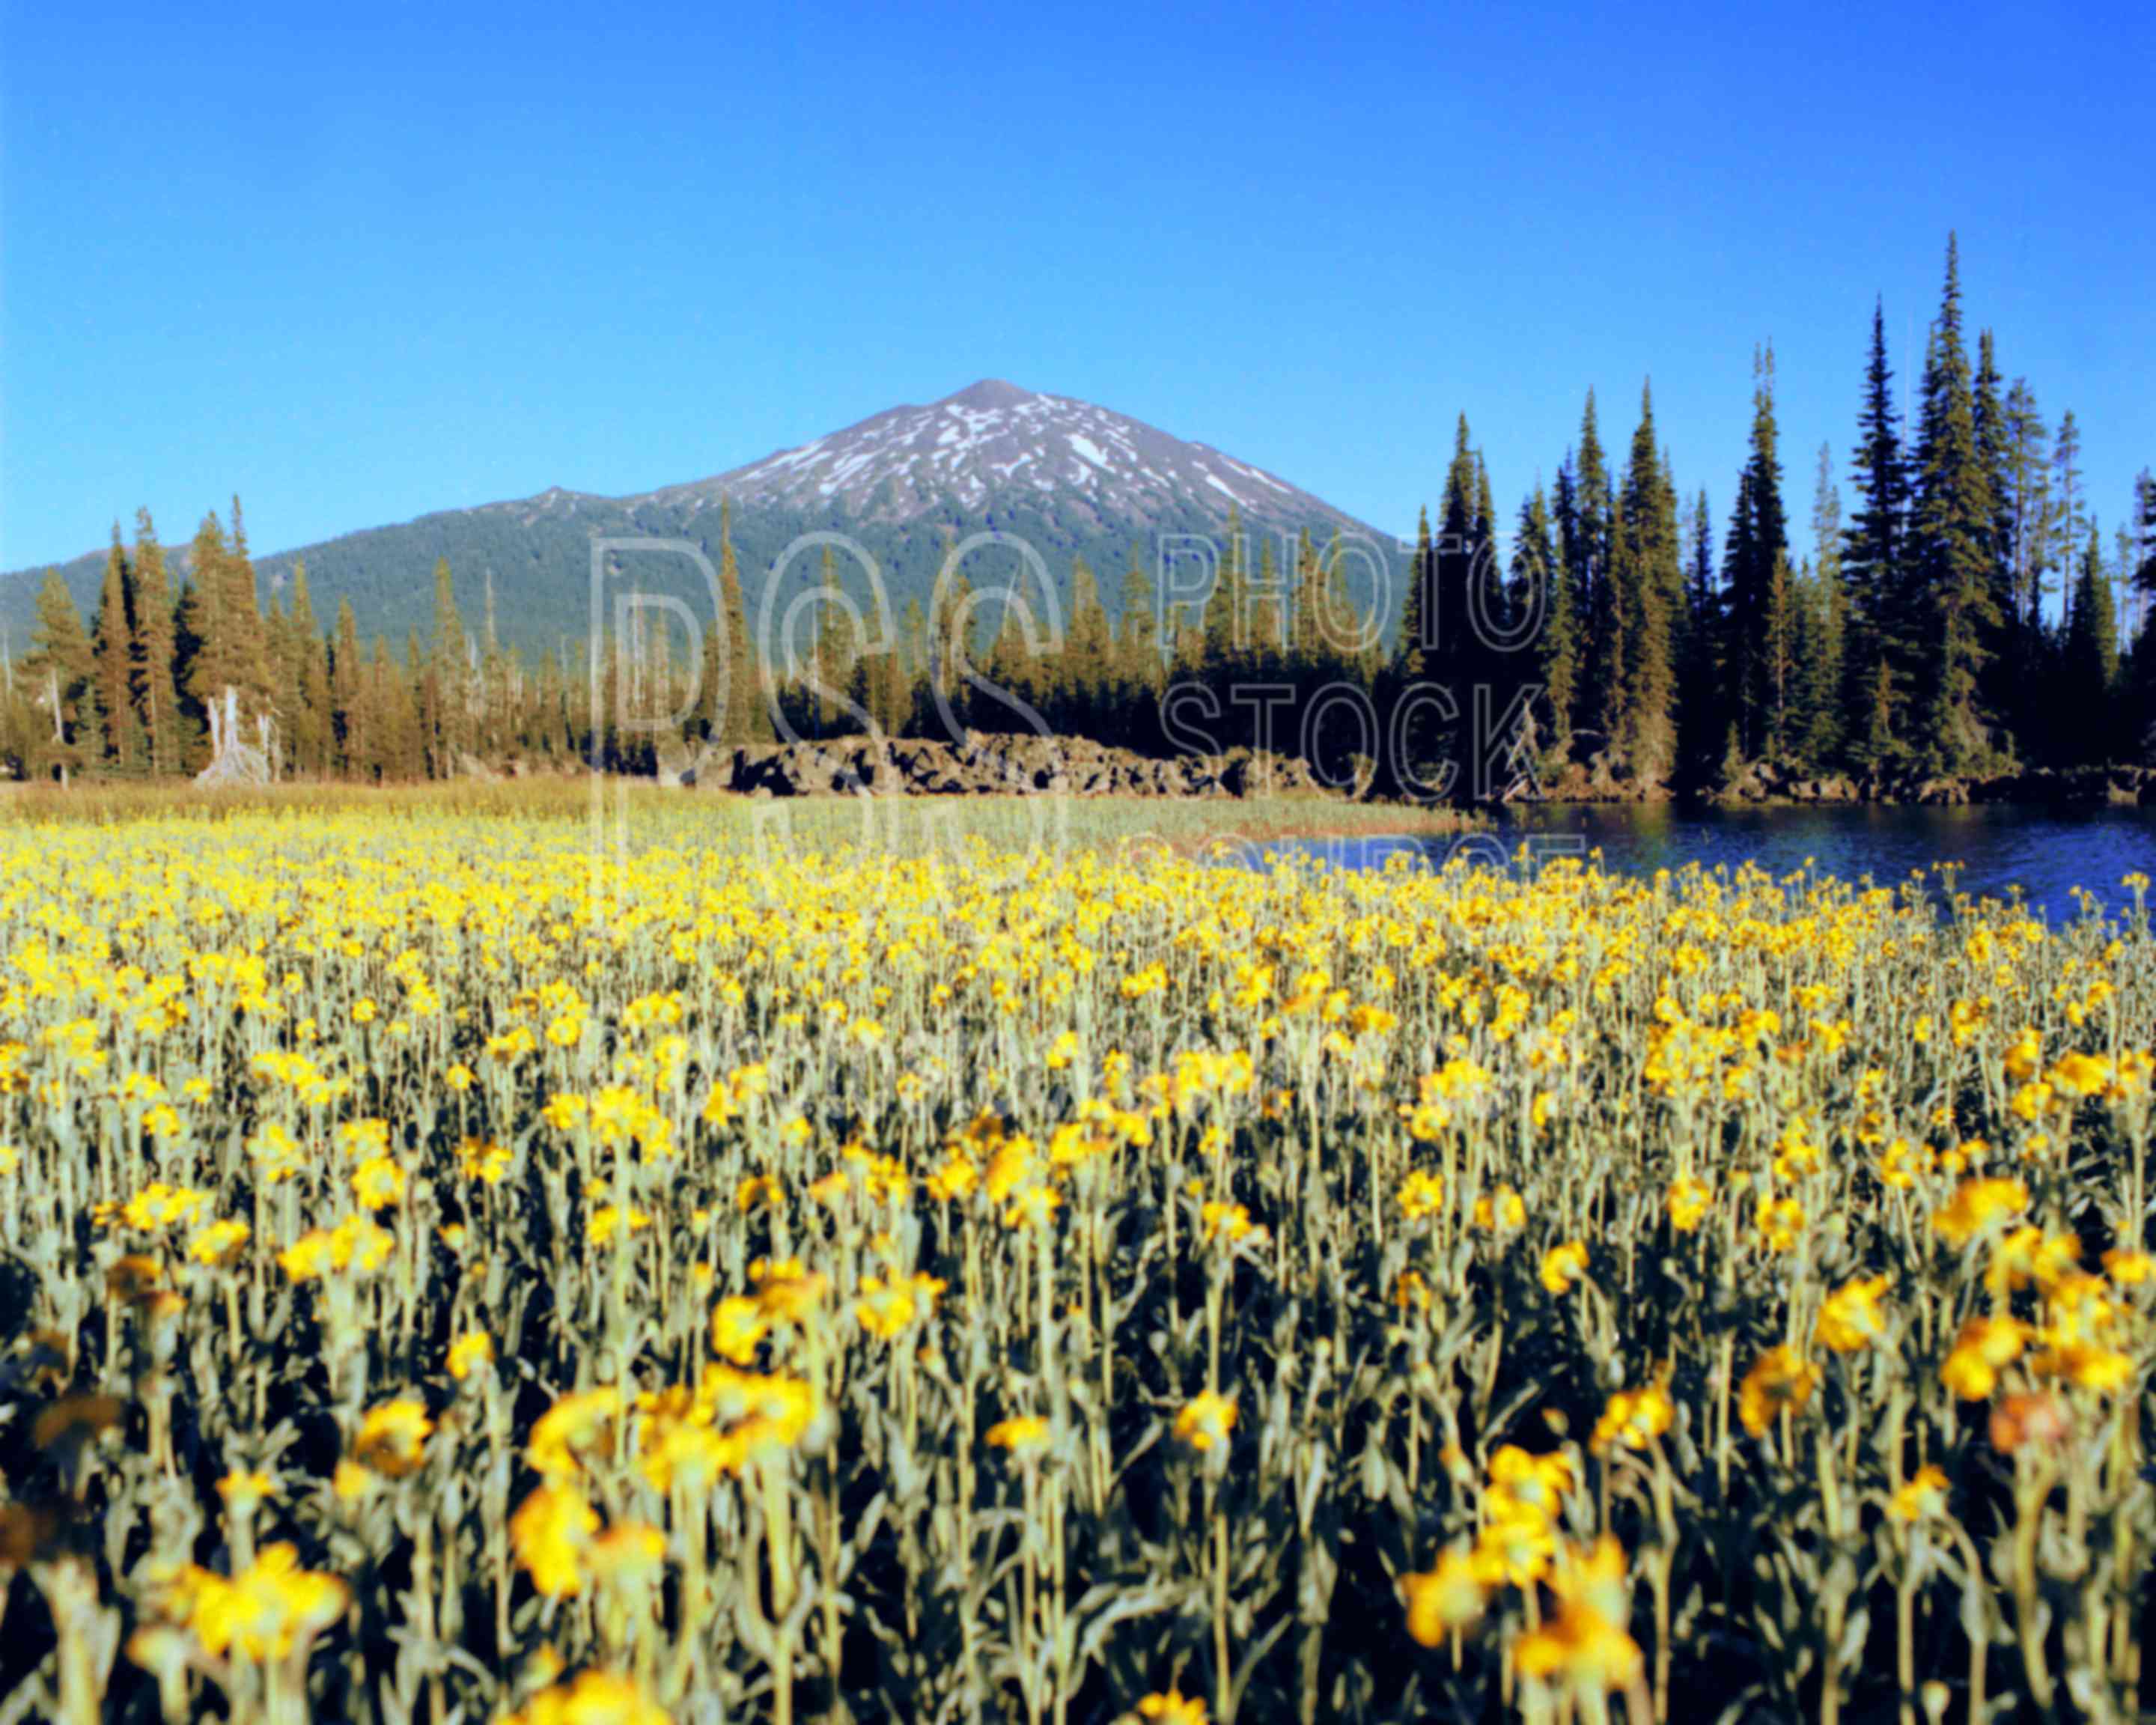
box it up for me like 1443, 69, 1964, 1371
1261, 804, 2156, 925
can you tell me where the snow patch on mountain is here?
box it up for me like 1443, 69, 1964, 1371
637, 380, 1366, 535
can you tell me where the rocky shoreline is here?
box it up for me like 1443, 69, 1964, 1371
463, 735, 2156, 810
1533, 758, 2156, 808
662, 733, 1333, 799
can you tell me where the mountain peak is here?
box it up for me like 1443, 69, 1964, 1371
680, 383, 1368, 535
939, 378, 1034, 410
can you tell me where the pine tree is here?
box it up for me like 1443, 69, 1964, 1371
2061, 521, 2118, 761
1614, 383, 1681, 778
25, 571, 100, 782
2135, 472, 2156, 624
183, 512, 233, 714
1805, 446, 1847, 767
282, 563, 329, 773
92, 527, 144, 773
1907, 234, 2003, 772
1723, 345, 1791, 759
428, 557, 466, 774
1973, 331, 2021, 749
2052, 411, 2086, 583
1842, 300, 1910, 769
1517, 482, 1571, 771
221, 497, 269, 714
130, 510, 185, 775
1117, 541, 1160, 691
1678, 488, 1724, 781
332, 597, 365, 773
1570, 392, 1621, 750
716, 500, 764, 743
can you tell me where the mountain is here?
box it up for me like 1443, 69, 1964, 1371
0, 381, 1402, 658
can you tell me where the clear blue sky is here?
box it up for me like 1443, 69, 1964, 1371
4, 1, 2151, 575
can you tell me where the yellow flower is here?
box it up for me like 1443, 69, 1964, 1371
1401, 1543, 1496, 1642
1514, 1602, 1644, 1694
1666, 1175, 1711, 1232
1888, 1464, 1949, 1524
1753, 1196, 1806, 1253
1941, 1315, 2026, 1401
1738, 1346, 1820, 1436
1931, 1176, 2028, 1247
188, 1218, 251, 1268
1200, 1201, 1262, 1246
501, 1669, 669, 1725
1136, 1690, 1206, 1725
352, 1155, 406, 1211
710, 1296, 770, 1365
528, 1388, 622, 1479
1172, 1392, 1237, 1453
180, 1545, 349, 1661
1486, 1445, 1576, 1525
1397, 1170, 1446, 1222
1815, 1275, 1890, 1353
511, 1484, 600, 1598
2029, 1339, 2134, 1394
1589, 1380, 1674, 1454
1474, 1184, 1525, 1232
985, 1415, 1051, 1455
448, 1331, 493, 1381
216, 1470, 275, 1508
1539, 1240, 1589, 1294
353, 1399, 432, 1479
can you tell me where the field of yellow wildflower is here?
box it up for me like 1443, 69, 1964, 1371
1, 795, 2151, 1725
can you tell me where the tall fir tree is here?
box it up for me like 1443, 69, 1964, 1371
1972, 330, 2021, 746
92, 526, 145, 773
26, 571, 101, 781
1842, 301, 1910, 770
1723, 344, 1791, 759
1803, 446, 1847, 767
1516, 481, 1571, 773
1568, 392, 1622, 751
129, 509, 185, 775
2061, 521, 2118, 761
1613, 383, 1681, 778
1907, 234, 2003, 772
332, 597, 365, 773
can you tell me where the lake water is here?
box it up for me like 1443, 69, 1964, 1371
1262, 804, 2156, 925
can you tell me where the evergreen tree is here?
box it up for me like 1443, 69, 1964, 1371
25, 571, 100, 782
428, 556, 466, 774
1569, 392, 1621, 750
1842, 300, 1910, 768
716, 500, 764, 743
1516, 482, 1571, 772
1117, 541, 1160, 690
1678, 488, 1723, 782
1973, 331, 2021, 745
332, 597, 365, 773
286, 562, 331, 774
1613, 383, 1681, 778
129, 510, 185, 775
1723, 344, 1791, 759
2052, 410, 2086, 583
2061, 521, 2118, 761
1907, 234, 2003, 772
92, 526, 145, 773
1804, 446, 1847, 767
